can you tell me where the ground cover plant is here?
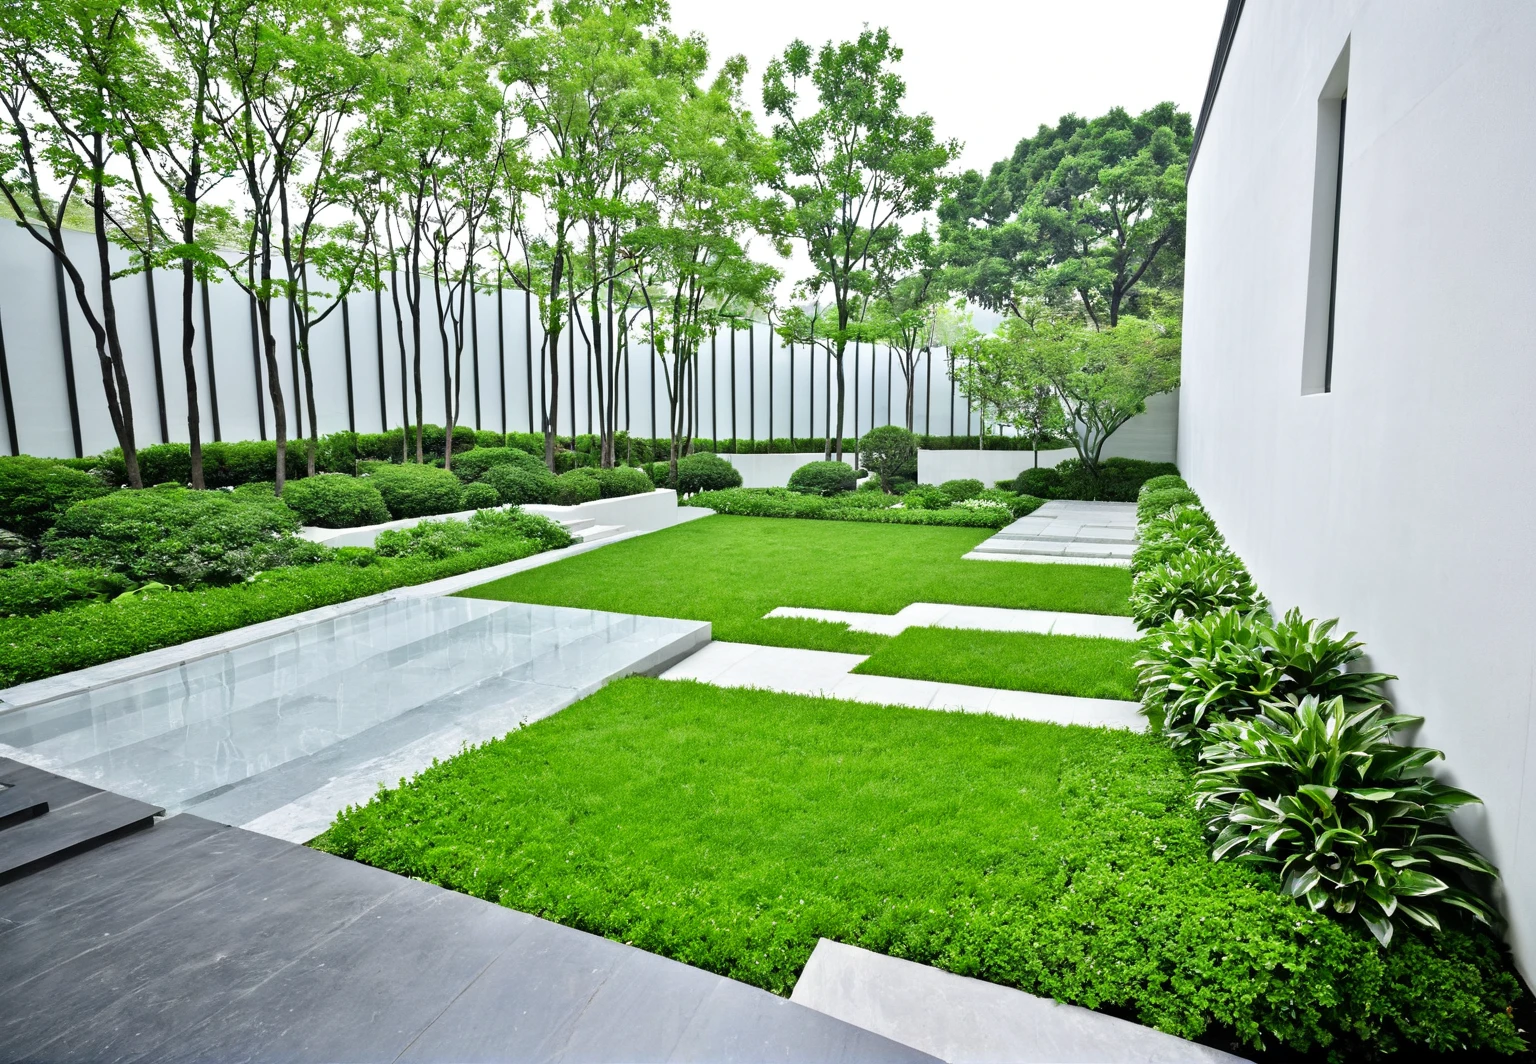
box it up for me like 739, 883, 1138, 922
464, 514, 1131, 653
315, 677, 1527, 1058
853, 626, 1139, 701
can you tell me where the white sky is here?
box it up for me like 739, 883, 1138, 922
668, 0, 1228, 175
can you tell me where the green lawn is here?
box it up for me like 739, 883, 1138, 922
462, 514, 1132, 653
854, 626, 1141, 700
315, 678, 1523, 1058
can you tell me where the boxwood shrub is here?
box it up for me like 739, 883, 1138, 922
674, 452, 741, 495
0, 456, 113, 540
787, 460, 857, 496
448, 446, 548, 483
42, 485, 322, 588
483, 465, 556, 506
281, 474, 391, 528
362, 463, 466, 519
686, 488, 1013, 528
593, 466, 653, 499
461, 482, 500, 509
1011, 458, 1180, 502
938, 478, 985, 502
552, 469, 602, 505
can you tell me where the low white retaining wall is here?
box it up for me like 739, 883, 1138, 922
300, 489, 697, 548
716, 452, 835, 488
917, 448, 1075, 488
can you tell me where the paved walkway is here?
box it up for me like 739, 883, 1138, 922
966, 500, 1138, 566
0, 599, 708, 843
791, 940, 1249, 1064
765, 602, 1138, 640
661, 641, 1145, 731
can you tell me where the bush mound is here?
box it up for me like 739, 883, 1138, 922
42, 486, 321, 587
938, 478, 984, 501
687, 488, 1020, 529
483, 465, 556, 506
281, 474, 391, 528
376, 509, 571, 561
449, 446, 547, 484
363, 463, 466, 519
552, 469, 602, 506
0, 456, 113, 540
788, 460, 858, 496
668, 452, 742, 495
1136, 485, 1200, 523
593, 465, 653, 499
1012, 458, 1180, 502
461, 482, 501, 509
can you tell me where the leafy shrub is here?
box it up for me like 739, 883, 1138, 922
461, 482, 500, 509
0, 561, 134, 617
1139, 474, 1188, 495
1136, 486, 1201, 523
858, 425, 918, 491
900, 485, 952, 511
552, 469, 602, 505
686, 488, 1013, 528
362, 463, 466, 519
593, 465, 653, 499
938, 478, 984, 502
0, 456, 113, 539
354, 424, 476, 463
975, 488, 1044, 518
474, 430, 505, 449
483, 464, 556, 506
1129, 547, 1267, 629
1132, 504, 1224, 574
376, 508, 572, 561
507, 431, 545, 457
448, 446, 547, 484
788, 460, 858, 496
675, 452, 742, 494
280, 474, 391, 528
1197, 695, 1500, 946
42, 486, 321, 587
1014, 466, 1061, 498
1015, 458, 1181, 502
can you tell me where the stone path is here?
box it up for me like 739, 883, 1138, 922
0, 599, 708, 843
791, 939, 1249, 1064
765, 602, 1138, 640
966, 500, 1138, 566
661, 641, 1144, 731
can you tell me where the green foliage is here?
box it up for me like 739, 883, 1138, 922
461, 482, 501, 509
1129, 547, 1267, 629
938, 478, 984, 501
592, 466, 653, 499
1132, 503, 1223, 574
280, 474, 391, 528
0, 456, 112, 539
93, 441, 307, 488
42, 486, 321, 588
449, 446, 547, 484
1197, 696, 1501, 947
687, 488, 1012, 529
1012, 458, 1180, 502
353, 425, 477, 464
0, 529, 30, 567
859, 425, 918, 490
1136, 486, 1200, 523
0, 561, 134, 617
376, 509, 572, 561
675, 452, 742, 494
362, 463, 467, 519
855, 626, 1139, 700
1139, 474, 1188, 495
975, 488, 1043, 518
483, 464, 557, 506
900, 485, 951, 510
314, 678, 1527, 1058
552, 469, 602, 506
787, 460, 857, 496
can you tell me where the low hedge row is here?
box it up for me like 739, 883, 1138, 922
1014, 457, 1181, 502
0, 527, 562, 688
684, 488, 1020, 529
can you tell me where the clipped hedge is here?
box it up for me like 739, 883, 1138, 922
376, 509, 571, 561
686, 488, 1016, 529
449, 446, 548, 484
787, 460, 858, 496
552, 469, 601, 506
281, 474, 391, 528
362, 463, 466, 519
483, 465, 556, 506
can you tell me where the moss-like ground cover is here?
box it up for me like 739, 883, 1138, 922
316, 678, 1526, 1058
462, 514, 1132, 654
854, 626, 1140, 701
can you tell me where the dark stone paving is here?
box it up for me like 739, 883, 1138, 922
0, 756, 161, 885
0, 808, 937, 1062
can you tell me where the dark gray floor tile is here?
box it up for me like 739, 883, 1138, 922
0, 789, 160, 883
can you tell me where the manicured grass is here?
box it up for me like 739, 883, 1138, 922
315, 678, 1526, 1058
462, 514, 1132, 653
853, 626, 1140, 700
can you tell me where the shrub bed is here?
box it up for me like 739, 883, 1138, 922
362, 463, 466, 519
483, 465, 556, 506
552, 469, 602, 506
685, 488, 1022, 529
281, 473, 391, 528
0, 456, 113, 540
787, 460, 858, 496
1014, 457, 1180, 502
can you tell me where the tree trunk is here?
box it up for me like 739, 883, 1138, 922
179, 254, 204, 489
90, 166, 142, 489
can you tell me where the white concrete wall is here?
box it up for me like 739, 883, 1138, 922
1179, 1, 1536, 977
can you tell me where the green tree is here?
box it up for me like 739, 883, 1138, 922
940, 103, 1190, 327
867, 224, 949, 432
763, 27, 956, 462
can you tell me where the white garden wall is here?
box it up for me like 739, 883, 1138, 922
1180, 0, 1536, 978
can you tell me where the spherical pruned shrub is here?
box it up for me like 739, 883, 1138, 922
280, 474, 391, 528
0, 456, 113, 539
787, 460, 857, 497
939, 478, 985, 502
362, 463, 467, 519
1014, 466, 1061, 499
41, 485, 320, 587
483, 465, 556, 506
552, 469, 602, 506
675, 452, 742, 495
448, 446, 547, 484
858, 425, 918, 491
595, 466, 654, 499
461, 482, 501, 510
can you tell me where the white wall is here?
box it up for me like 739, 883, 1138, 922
1180, 0, 1536, 978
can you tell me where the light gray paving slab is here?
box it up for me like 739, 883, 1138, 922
964, 551, 1132, 568
763, 604, 1138, 641
791, 938, 1250, 1064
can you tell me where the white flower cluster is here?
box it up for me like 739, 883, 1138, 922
951, 498, 1010, 512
